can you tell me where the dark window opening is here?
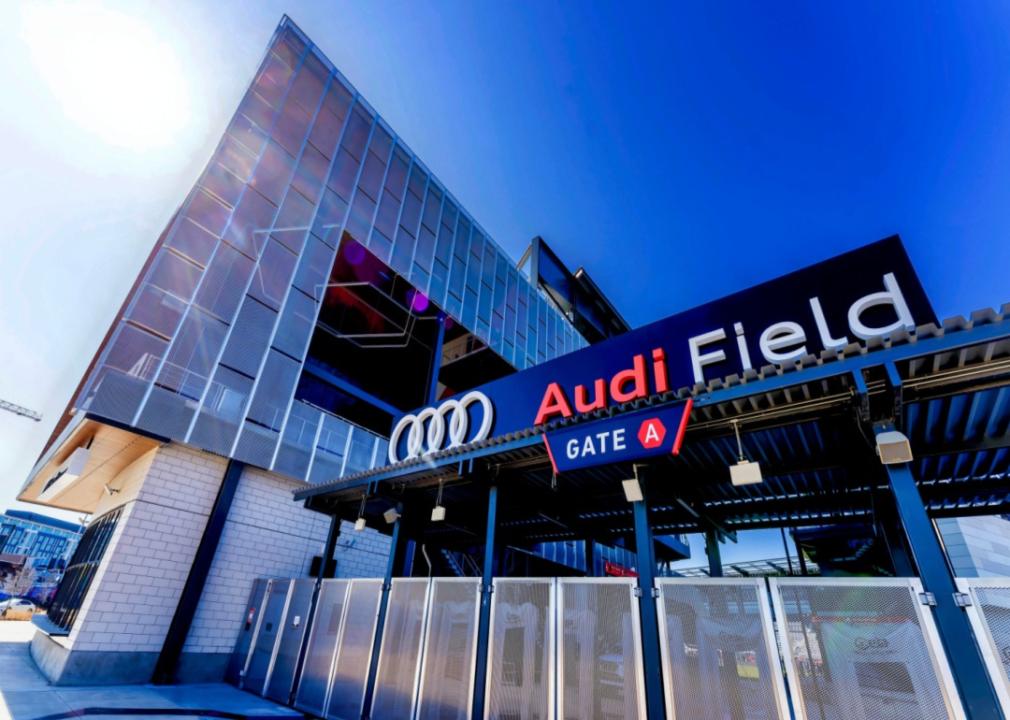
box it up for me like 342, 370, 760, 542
47, 508, 122, 631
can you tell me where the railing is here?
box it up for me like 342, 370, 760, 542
228, 575, 983, 720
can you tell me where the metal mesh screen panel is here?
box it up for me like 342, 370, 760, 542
295, 580, 350, 715
416, 578, 481, 720
225, 579, 268, 685
244, 579, 291, 694
326, 579, 382, 720
265, 579, 315, 703
658, 580, 783, 720
775, 580, 956, 720
968, 583, 1010, 702
486, 578, 552, 720
559, 579, 644, 720
372, 579, 430, 719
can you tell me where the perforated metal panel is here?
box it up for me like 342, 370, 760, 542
956, 578, 1010, 713
243, 579, 292, 694
416, 577, 481, 720
326, 579, 383, 720
771, 578, 965, 720
558, 578, 646, 720
265, 578, 315, 703
225, 578, 268, 686
372, 578, 431, 719
294, 579, 350, 715
485, 578, 554, 720
656, 578, 788, 720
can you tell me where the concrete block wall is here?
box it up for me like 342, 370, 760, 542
179, 464, 331, 680
333, 520, 391, 578
37, 444, 228, 684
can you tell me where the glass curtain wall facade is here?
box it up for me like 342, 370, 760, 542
69, 17, 584, 484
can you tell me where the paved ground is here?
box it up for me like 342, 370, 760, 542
0, 622, 302, 720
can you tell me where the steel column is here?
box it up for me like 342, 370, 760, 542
632, 476, 666, 720
427, 313, 446, 404
361, 506, 404, 718
286, 515, 341, 703
705, 528, 723, 577
878, 425, 1004, 720
152, 459, 244, 684
471, 483, 498, 720
584, 538, 595, 576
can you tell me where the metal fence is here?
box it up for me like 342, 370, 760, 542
228, 576, 995, 719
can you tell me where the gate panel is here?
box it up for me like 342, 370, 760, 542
294, 579, 351, 715
484, 578, 554, 720
656, 578, 788, 720
372, 578, 431, 719
558, 578, 646, 720
771, 578, 965, 720
225, 578, 268, 686
955, 578, 1010, 712
326, 579, 383, 720
243, 578, 292, 693
416, 577, 482, 720
265, 578, 316, 703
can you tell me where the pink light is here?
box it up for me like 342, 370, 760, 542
410, 290, 430, 313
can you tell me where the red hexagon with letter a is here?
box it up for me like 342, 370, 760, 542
638, 417, 666, 449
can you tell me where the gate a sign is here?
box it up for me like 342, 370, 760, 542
543, 399, 692, 473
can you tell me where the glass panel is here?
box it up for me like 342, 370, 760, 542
341, 105, 372, 161
312, 189, 349, 248
328, 148, 362, 202
251, 141, 296, 206
189, 367, 254, 456
274, 97, 312, 157
186, 188, 232, 238
486, 579, 552, 720
220, 296, 277, 377
168, 217, 217, 267
224, 186, 276, 259
295, 580, 350, 715
148, 249, 203, 301
372, 579, 430, 719
344, 428, 376, 475
289, 54, 327, 113
560, 580, 643, 720
416, 578, 480, 720
243, 579, 291, 694
195, 243, 255, 323
295, 235, 336, 299
266, 579, 315, 703
157, 307, 228, 400
274, 288, 316, 360
126, 284, 186, 338
249, 240, 297, 310
775, 580, 957, 720
274, 401, 320, 480
309, 413, 351, 484
293, 143, 330, 204
659, 580, 783, 720
326, 580, 383, 720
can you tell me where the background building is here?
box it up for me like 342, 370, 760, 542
0, 509, 82, 605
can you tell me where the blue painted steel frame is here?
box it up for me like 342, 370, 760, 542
361, 508, 403, 718
877, 424, 1005, 720
633, 478, 666, 720
471, 483, 498, 720
704, 528, 723, 577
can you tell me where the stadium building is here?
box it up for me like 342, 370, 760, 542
16, 15, 1010, 720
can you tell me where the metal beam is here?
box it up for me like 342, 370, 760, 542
360, 504, 404, 718
152, 459, 244, 684
632, 472, 666, 720
471, 483, 498, 720
877, 424, 1004, 720
705, 529, 723, 577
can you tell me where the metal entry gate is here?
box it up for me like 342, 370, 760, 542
656, 578, 789, 720
770, 578, 966, 720
228, 575, 983, 719
956, 578, 1010, 712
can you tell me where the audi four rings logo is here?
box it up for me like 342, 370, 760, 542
388, 391, 495, 463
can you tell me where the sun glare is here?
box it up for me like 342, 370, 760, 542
20, 2, 190, 150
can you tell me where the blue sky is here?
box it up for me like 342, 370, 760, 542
1, 1, 1008, 563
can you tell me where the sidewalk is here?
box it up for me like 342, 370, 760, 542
0, 622, 301, 720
